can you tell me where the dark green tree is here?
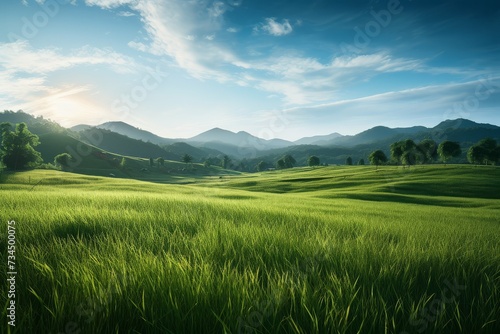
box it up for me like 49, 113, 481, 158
308, 156, 320, 167
438, 141, 461, 164
182, 154, 193, 164
276, 159, 286, 169
417, 139, 438, 163
467, 138, 499, 165
467, 145, 487, 165
1, 122, 42, 170
156, 157, 165, 167
390, 141, 405, 164
222, 155, 231, 169
358, 158, 365, 165
256, 161, 268, 171
346, 156, 353, 165
149, 157, 154, 167
368, 150, 387, 169
54, 153, 72, 169
283, 154, 296, 168
391, 139, 421, 165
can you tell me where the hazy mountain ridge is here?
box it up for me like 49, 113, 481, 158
71, 117, 500, 153
81, 121, 177, 146
2, 111, 500, 169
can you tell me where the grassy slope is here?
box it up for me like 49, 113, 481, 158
35, 132, 239, 183
0, 166, 499, 333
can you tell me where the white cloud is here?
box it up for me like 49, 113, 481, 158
117, 11, 135, 17
246, 52, 425, 104
119, 0, 246, 81
208, 1, 226, 18
127, 41, 148, 53
227, 27, 238, 33
258, 18, 293, 36
0, 40, 139, 75
84, 0, 133, 9
81, 1, 435, 107
0, 40, 143, 124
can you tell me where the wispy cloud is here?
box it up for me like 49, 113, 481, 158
80, 0, 486, 110
0, 40, 139, 75
279, 77, 500, 137
84, 0, 133, 9
0, 40, 141, 124
256, 18, 293, 36
117, 10, 135, 17
246, 52, 425, 104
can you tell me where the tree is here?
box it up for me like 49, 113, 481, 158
203, 160, 211, 168
402, 139, 420, 165
345, 156, 353, 165
256, 161, 268, 172
358, 158, 365, 165
467, 145, 487, 165
54, 153, 72, 169
467, 138, 500, 165
368, 150, 387, 169
417, 139, 438, 163
149, 157, 154, 167
390, 141, 405, 164
477, 138, 499, 165
222, 155, 231, 169
282, 155, 296, 168
401, 151, 417, 167
276, 159, 286, 169
308, 156, 320, 167
391, 139, 421, 165
182, 154, 193, 164
437, 141, 461, 164
0, 122, 11, 134
156, 157, 165, 167
120, 157, 127, 169
1, 122, 42, 170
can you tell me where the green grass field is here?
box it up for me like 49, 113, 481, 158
1, 166, 499, 333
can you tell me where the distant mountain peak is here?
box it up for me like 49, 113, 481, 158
434, 118, 497, 131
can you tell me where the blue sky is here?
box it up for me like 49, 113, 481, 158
1, 0, 499, 140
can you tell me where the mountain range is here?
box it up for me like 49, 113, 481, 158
1, 110, 500, 171
72, 118, 500, 154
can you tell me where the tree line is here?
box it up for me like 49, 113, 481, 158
368, 138, 500, 167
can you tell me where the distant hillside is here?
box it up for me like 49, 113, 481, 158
294, 132, 343, 146
162, 142, 225, 162
37, 132, 96, 166
70, 124, 92, 132
187, 127, 293, 150
95, 121, 175, 145
0, 110, 68, 135
77, 128, 177, 160
433, 118, 498, 131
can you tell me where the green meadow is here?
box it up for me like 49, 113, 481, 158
1, 165, 499, 333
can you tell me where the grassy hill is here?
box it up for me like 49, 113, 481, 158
214, 165, 500, 199
34, 132, 238, 181
0, 166, 499, 333
77, 128, 177, 160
